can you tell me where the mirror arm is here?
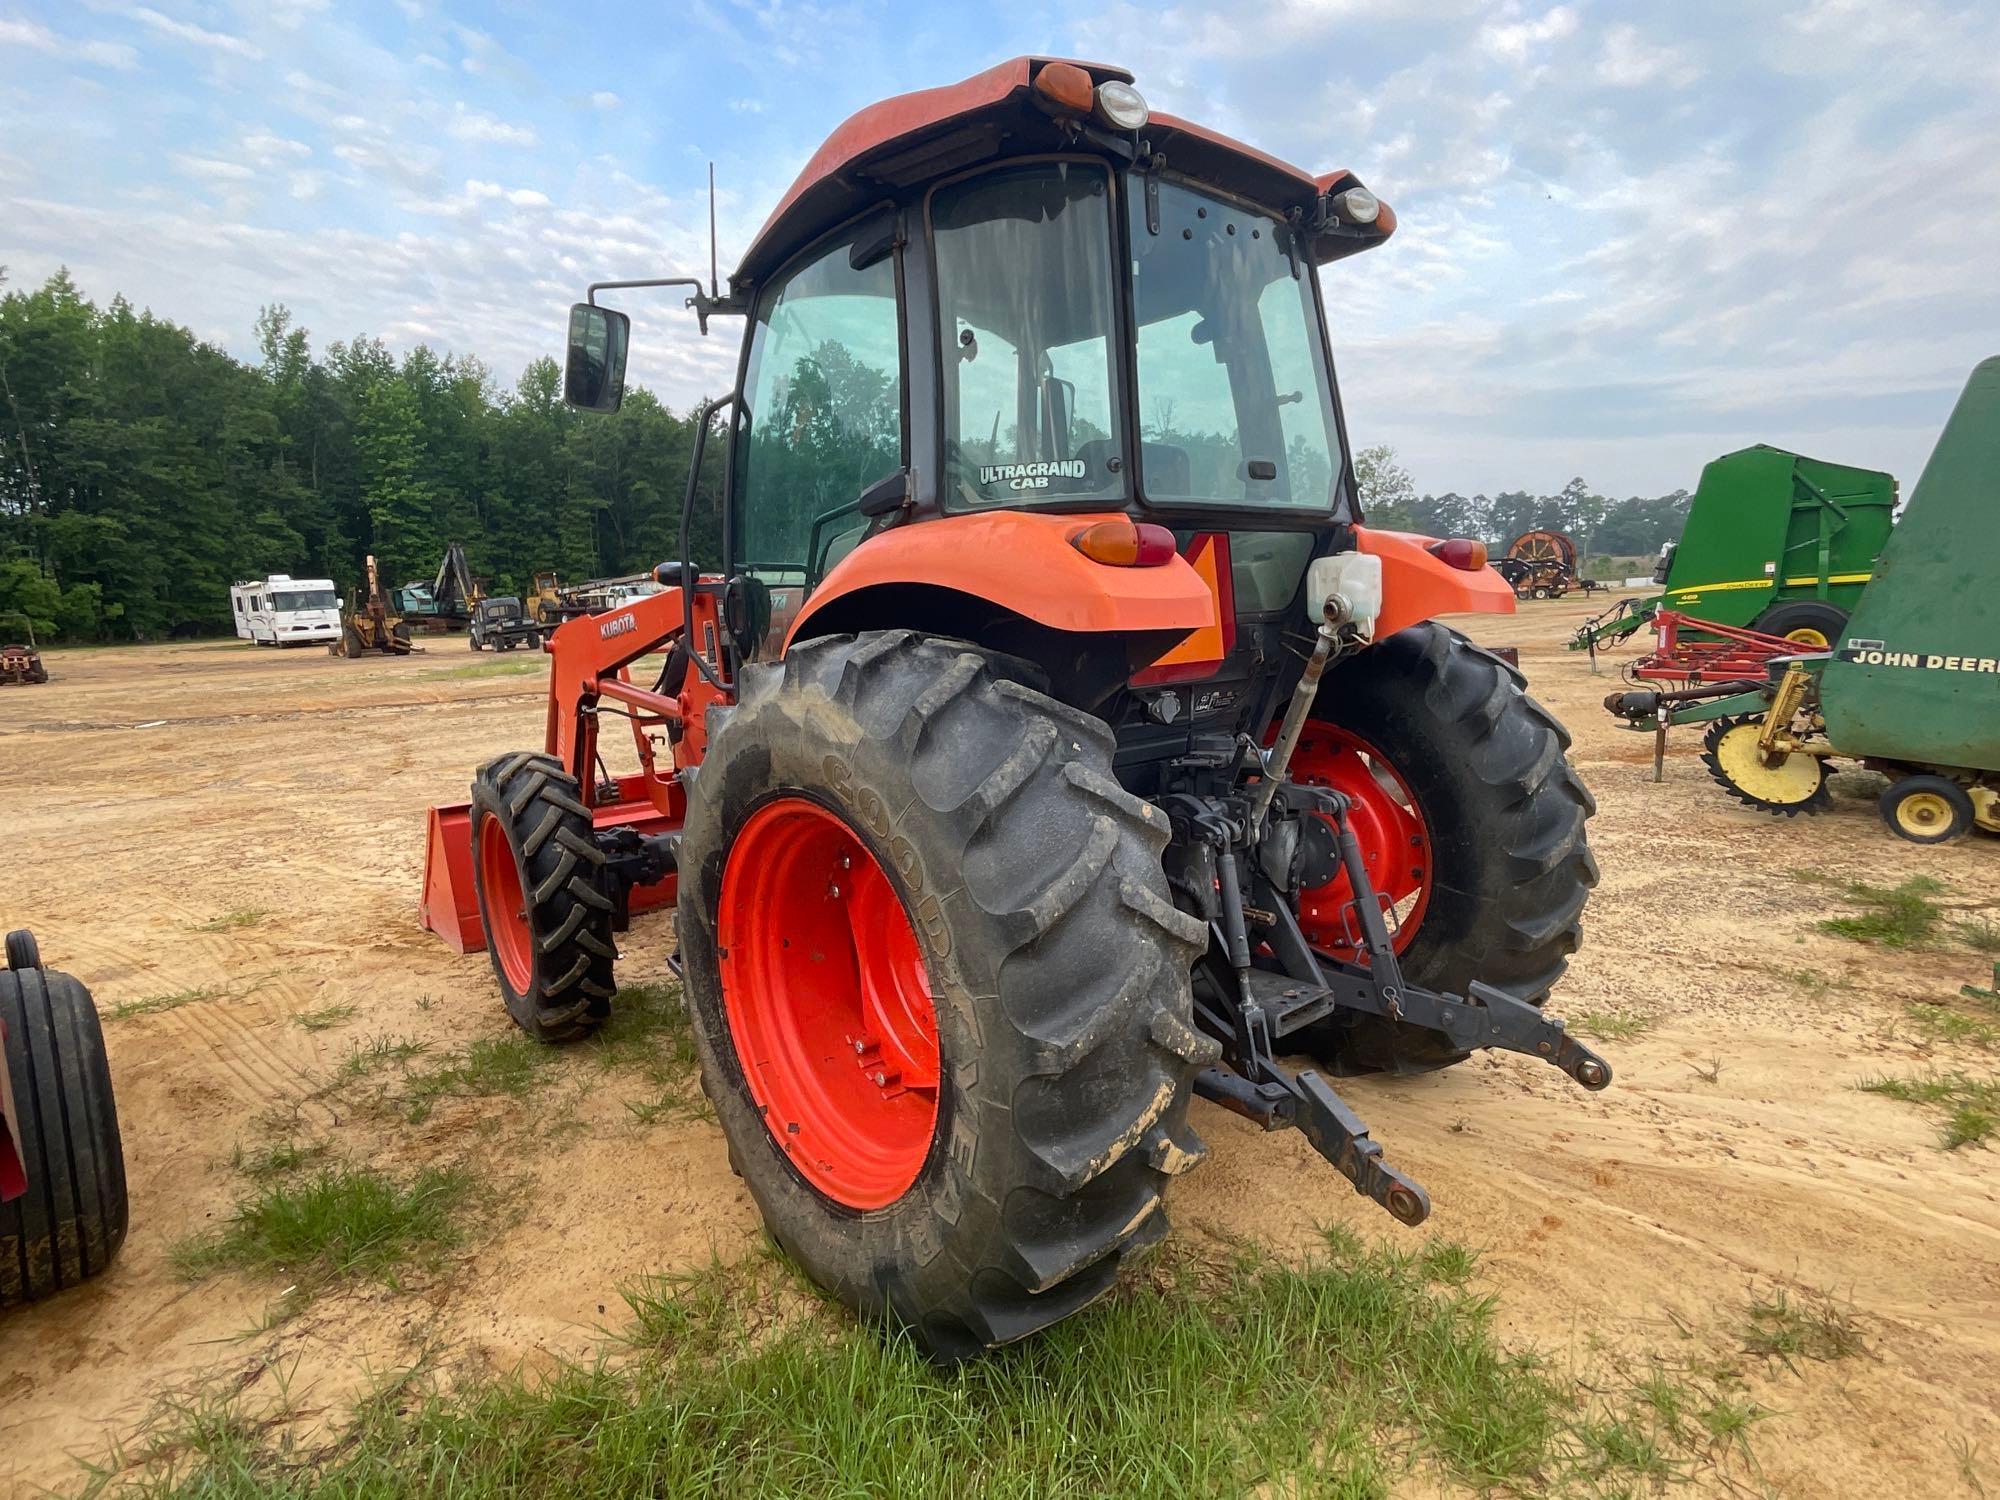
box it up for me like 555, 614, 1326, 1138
586, 277, 749, 335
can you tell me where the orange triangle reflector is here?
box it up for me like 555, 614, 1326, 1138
1132, 532, 1234, 686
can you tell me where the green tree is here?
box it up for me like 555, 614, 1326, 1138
356, 375, 438, 585
1352, 444, 1417, 529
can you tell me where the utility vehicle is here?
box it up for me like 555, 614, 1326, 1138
423, 57, 1603, 1358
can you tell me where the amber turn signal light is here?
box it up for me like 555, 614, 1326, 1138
1426, 538, 1488, 571
1033, 62, 1096, 114
1072, 520, 1178, 567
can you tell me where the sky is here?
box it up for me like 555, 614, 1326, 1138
2, 0, 1996, 498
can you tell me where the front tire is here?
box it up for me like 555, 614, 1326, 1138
677, 631, 1215, 1360
1879, 775, 1972, 844
470, 752, 617, 1041
1, 953, 128, 1308
1294, 624, 1597, 1072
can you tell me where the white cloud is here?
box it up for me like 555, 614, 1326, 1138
0, 17, 138, 70
728, 98, 763, 114
1593, 25, 1698, 89
172, 154, 256, 183
590, 90, 621, 110
126, 7, 263, 60
242, 132, 313, 166
446, 103, 538, 148
1478, 4, 1578, 63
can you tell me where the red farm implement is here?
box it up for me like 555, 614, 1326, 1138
1623, 608, 1802, 686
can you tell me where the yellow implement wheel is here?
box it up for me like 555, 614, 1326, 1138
1783, 626, 1831, 649
1878, 775, 1972, 845
1700, 718, 1830, 815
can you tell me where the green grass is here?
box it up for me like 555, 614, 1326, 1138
172, 1165, 472, 1286
105, 985, 224, 1021
94, 1232, 1757, 1498
1569, 1010, 1655, 1043
1858, 1071, 2000, 1149
315, 986, 702, 1127
588, 981, 710, 1124
336, 1034, 431, 1081
191, 907, 269, 932
427, 659, 545, 680
1762, 963, 1853, 997
1907, 1003, 2000, 1052
230, 1139, 332, 1181
292, 1003, 356, 1032
1957, 917, 2000, 954
1817, 876, 1947, 948
400, 1034, 554, 1122
1740, 1286, 1867, 1370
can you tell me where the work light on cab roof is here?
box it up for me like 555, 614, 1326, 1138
442, 55, 1602, 1364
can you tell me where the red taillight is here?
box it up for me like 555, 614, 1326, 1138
1427, 538, 1488, 571
1072, 520, 1177, 567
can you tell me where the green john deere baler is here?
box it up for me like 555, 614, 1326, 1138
1572, 446, 1897, 656
1606, 358, 2000, 843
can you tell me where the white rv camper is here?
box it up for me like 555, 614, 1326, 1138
230, 574, 341, 646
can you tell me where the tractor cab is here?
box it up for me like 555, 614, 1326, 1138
564, 58, 1504, 724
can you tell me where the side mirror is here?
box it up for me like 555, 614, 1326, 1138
564, 302, 630, 413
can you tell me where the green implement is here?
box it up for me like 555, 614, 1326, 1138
1822, 358, 2000, 773
1607, 359, 2000, 843
1571, 445, 1897, 656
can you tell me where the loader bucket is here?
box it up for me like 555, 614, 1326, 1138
421, 773, 680, 953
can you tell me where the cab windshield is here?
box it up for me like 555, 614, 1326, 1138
1130, 178, 1343, 510
931, 163, 1345, 514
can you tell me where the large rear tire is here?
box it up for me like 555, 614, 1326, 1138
677, 631, 1215, 1361
470, 752, 617, 1041
1, 954, 128, 1309
1294, 623, 1597, 1073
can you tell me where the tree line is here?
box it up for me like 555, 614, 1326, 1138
0, 269, 724, 643
1, 269, 1694, 643
1353, 447, 1692, 566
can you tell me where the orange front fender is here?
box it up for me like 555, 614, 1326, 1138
786, 511, 1215, 647
1355, 526, 1515, 638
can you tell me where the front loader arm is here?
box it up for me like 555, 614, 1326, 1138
543, 579, 733, 791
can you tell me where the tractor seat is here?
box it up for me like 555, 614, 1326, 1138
1077, 439, 1191, 498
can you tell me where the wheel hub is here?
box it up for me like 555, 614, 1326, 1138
1895, 791, 1952, 835
717, 797, 940, 1210
1288, 728, 1431, 962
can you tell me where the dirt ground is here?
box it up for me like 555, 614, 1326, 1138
2, 602, 1996, 1498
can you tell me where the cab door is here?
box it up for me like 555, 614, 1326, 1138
726, 210, 908, 661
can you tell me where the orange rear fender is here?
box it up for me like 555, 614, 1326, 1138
785, 510, 1215, 647
1355, 526, 1514, 638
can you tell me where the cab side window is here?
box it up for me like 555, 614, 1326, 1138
733, 220, 904, 621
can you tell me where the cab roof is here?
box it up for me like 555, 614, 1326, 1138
733, 55, 1394, 285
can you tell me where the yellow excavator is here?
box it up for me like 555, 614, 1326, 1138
331, 555, 418, 657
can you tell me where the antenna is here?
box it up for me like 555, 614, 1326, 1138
708, 161, 719, 302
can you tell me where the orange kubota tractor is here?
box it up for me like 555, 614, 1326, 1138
421, 57, 1604, 1359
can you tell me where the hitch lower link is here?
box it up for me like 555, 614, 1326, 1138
1187, 786, 1612, 1228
